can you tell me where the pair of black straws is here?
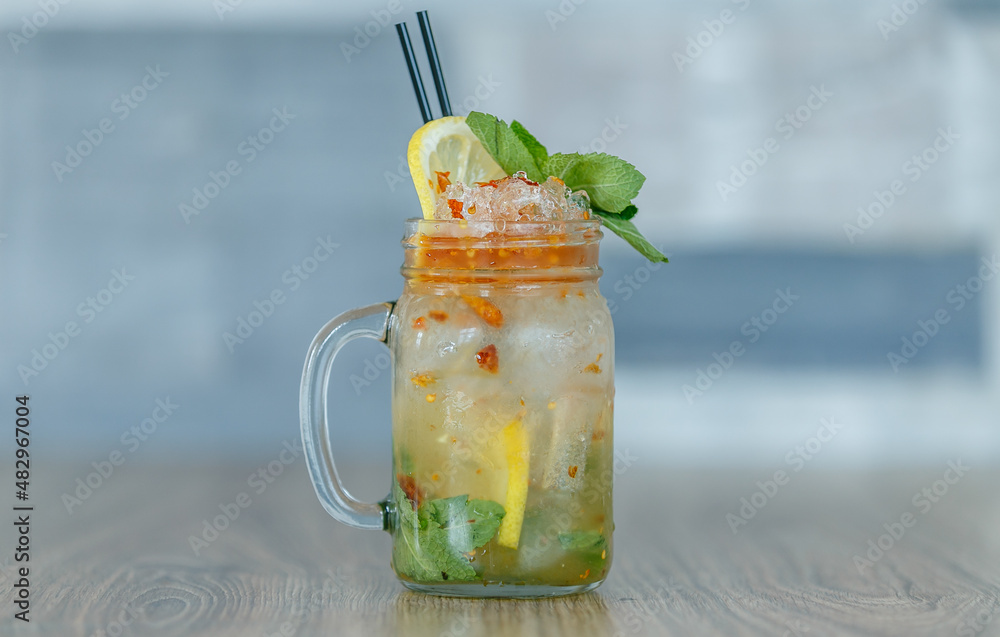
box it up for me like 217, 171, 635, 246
396, 11, 451, 123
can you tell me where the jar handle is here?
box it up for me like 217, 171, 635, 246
299, 301, 395, 531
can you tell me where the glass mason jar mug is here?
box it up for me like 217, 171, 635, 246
300, 218, 614, 598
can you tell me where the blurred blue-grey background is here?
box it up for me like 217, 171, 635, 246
1, 0, 998, 475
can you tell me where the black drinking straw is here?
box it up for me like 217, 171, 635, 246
396, 22, 432, 124
416, 10, 452, 117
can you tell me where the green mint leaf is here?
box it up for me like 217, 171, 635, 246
545, 153, 645, 214
558, 530, 607, 551
396, 448, 415, 475
393, 482, 421, 529
466, 111, 545, 182
423, 495, 505, 553
543, 152, 581, 181
618, 204, 638, 220
391, 483, 505, 582
422, 494, 469, 527
592, 210, 668, 263
510, 120, 548, 167
560, 153, 645, 214
419, 527, 478, 581
558, 530, 608, 569
392, 483, 441, 581
465, 111, 500, 159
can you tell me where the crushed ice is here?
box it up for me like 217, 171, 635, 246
432, 172, 591, 222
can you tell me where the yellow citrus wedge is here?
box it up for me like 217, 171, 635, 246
407, 116, 506, 219
498, 420, 529, 549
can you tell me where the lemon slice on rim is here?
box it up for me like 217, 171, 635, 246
407, 116, 506, 219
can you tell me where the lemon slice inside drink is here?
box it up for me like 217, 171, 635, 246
407, 116, 506, 219
498, 420, 529, 549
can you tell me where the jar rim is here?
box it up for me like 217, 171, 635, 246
401, 218, 603, 279
403, 217, 602, 224
402, 217, 603, 245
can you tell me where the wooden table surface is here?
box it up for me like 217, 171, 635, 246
4, 458, 999, 637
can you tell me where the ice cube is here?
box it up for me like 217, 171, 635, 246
505, 293, 611, 373
539, 396, 602, 492
442, 390, 473, 432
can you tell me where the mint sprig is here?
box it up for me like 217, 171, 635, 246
466, 111, 667, 263
391, 482, 505, 582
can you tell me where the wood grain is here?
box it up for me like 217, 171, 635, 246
3, 459, 998, 636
